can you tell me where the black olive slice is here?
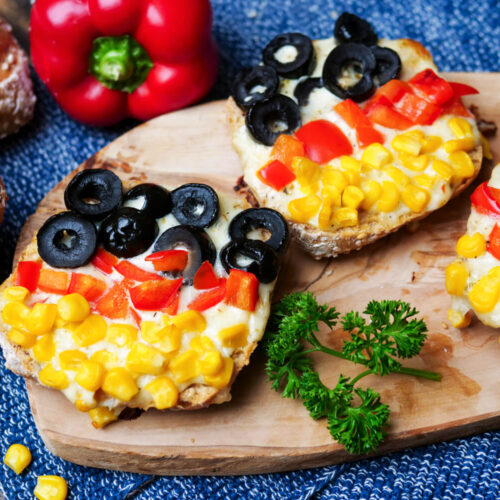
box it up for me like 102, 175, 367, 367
171, 183, 220, 228
64, 169, 122, 220
37, 211, 97, 268
231, 65, 279, 110
220, 239, 279, 284
322, 43, 376, 102
123, 183, 172, 219
229, 208, 289, 254
294, 77, 323, 106
246, 95, 301, 146
153, 225, 216, 284
334, 12, 378, 46
99, 207, 158, 258
371, 46, 402, 85
262, 33, 316, 79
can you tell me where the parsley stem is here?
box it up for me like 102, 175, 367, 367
350, 369, 372, 385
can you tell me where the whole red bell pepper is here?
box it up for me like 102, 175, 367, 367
30, 0, 219, 126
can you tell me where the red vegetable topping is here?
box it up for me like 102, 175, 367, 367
145, 250, 188, 272
450, 82, 479, 98
257, 160, 296, 191
409, 69, 454, 106
96, 282, 129, 319
129, 278, 182, 311
364, 95, 412, 130
488, 224, 500, 260
15, 261, 42, 292
91, 248, 119, 274
114, 260, 162, 282
395, 92, 442, 125
470, 182, 500, 218
224, 269, 259, 312
270, 134, 305, 169
187, 278, 227, 312
68, 273, 107, 302
38, 269, 70, 295
193, 261, 220, 290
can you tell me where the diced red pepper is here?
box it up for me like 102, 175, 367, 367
91, 248, 119, 274
488, 224, 500, 260
270, 134, 305, 169
144, 250, 188, 272
257, 160, 296, 191
409, 69, 454, 106
96, 282, 129, 319
130, 308, 142, 329
450, 82, 479, 98
355, 125, 385, 148
187, 278, 227, 312
373, 79, 411, 103
193, 261, 220, 290
224, 269, 259, 312
114, 260, 162, 282
364, 95, 413, 130
164, 291, 180, 316
470, 182, 500, 218
68, 273, 107, 302
129, 278, 182, 311
441, 95, 471, 117
15, 261, 42, 292
395, 92, 442, 125
295, 119, 353, 164
38, 269, 70, 295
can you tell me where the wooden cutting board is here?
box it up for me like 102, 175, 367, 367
14, 73, 500, 475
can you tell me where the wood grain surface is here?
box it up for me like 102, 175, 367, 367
13, 73, 500, 475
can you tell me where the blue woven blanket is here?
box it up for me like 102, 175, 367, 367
1, 0, 499, 498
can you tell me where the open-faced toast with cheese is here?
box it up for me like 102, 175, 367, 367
227, 12, 483, 259
0, 168, 288, 428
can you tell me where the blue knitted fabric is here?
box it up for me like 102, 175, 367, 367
1, 0, 500, 498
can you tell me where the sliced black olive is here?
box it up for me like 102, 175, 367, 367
153, 225, 216, 284
99, 207, 158, 258
231, 65, 279, 110
220, 239, 279, 284
123, 183, 172, 219
294, 77, 323, 106
371, 46, 402, 85
64, 169, 122, 220
37, 211, 97, 268
229, 208, 289, 254
246, 95, 301, 146
334, 12, 378, 46
322, 43, 376, 102
171, 183, 219, 228
262, 33, 315, 79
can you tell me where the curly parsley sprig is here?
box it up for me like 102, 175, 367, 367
265, 292, 441, 455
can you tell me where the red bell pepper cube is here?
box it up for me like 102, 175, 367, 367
68, 273, 107, 302
257, 160, 296, 191
15, 261, 42, 292
193, 261, 220, 290
470, 182, 500, 218
450, 82, 479, 98
114, 260, 162, 282
395, 92, 442, 125
164, 291, 180, 316
270, 134, 305, 169
130, 308, 142, 329
409, 69, 454, 106
96, 282, 129, 319
38, 269, 70, 295
364, 95, 413, 130
441, 95, 471, 117
129, 278, 183, 311
295, 119, 352, 164
92, 248, 119, 274
488, 224, 500, 261
187, 279, 227, 312
145, 250, 188, 272
373, 79, 411, 103
355, 125, 385, 148
224, 269, 259, 312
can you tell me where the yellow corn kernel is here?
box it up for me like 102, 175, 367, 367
321, 166, 348, 192
360, 180, 382, 210
33, 334, 55, 362
89, 407, 118, 429
2, 301, 30, 329
432, 159, 454, 181
445, 262, 468, 295
340, 156, 361, 171
403, 129, 426, 141
7, 328, 36, 348
169, 350, 200, 383
332, 207, 358, 227
413, 174, 438, 189
126, 343, 166, 375
448, 309, 472, 329
443, 137, 475, 153
140, 321, 163, 343
401, 185, 430, 213
456, 233, 486, 258
320, 185, 342, 205
342, 168, 361, 186
218, 323, 249, 348
172, 310, 206, 333
361, 143, 393, 169
480, 133, 493, 160
56, 293, 89, 323
73, 314, 107, 347
383, 166, 410, 187
75, 397, 97, 412
398, 152, 429, 172
145, 376, 179, 410
4, 443, 31, 474
288, 195, 321, 223
59, 350, 87, 370
420, 135, 443, 154
204, 357, 234, 389
190, 335, 216, 352
317, 195, 337, 229
342, 185, 365, 209
75, 360, 105, 391
39, 364, 69, 390
90, 350, 119, 371
449, 117, 473, 138
198, 351, 224, 376
377, 181, 401, 212
291, 156, 320, 193
449, 151, 475, 179
468, 273, 500, 313
107, 323, 137, 348
34, 475, 68, 500
3, 286, 29, 302
102, 368, 139, 401
24, 303, 58, 336
392, 134, 422, 155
